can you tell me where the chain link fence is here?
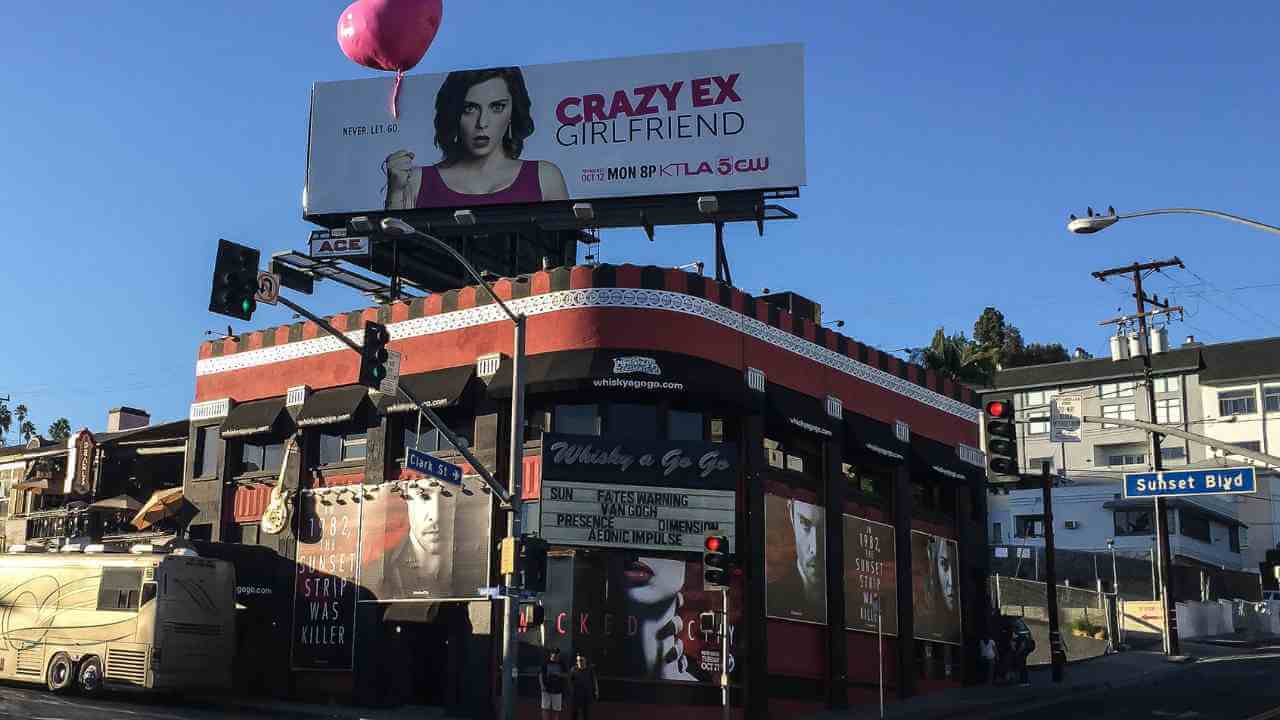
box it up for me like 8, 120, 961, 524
990, 575, 1112, 665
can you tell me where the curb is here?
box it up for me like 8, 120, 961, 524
982, 655, 1205, 719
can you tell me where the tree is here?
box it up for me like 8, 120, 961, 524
0, 402, 10, 446
910, 328, 1000, 386
14, 405, 29, 443
47, 418, 72, 442
18, 421, 36, 444
1007, 342, 1071, 368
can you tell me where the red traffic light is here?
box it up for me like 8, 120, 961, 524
704, 535, 724, 553
985, 400, 1011, 419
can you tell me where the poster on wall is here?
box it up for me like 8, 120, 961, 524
538, 433, 738, 553
764, 493, 827, 625
291, 490, 360, 670
305, 44, 805, 217
527, 552, 742, 684
359, 478, 493, 602
910, 530, 962, 645
844, 515, 897, 635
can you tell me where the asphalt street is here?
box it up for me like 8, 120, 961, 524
0, 683, 284, 720
999, 650, 1280, 720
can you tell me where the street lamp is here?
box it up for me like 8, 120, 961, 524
381, 216, 526, 720
1067, 206, 1280, 236
1106, 538, 1119, 597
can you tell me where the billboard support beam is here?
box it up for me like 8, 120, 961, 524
714, 222, 733, 285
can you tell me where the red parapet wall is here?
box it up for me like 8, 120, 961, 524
194, 264, 979, 447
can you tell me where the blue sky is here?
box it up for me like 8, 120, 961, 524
2, 2, 1278, 439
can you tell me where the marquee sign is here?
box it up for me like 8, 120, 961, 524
538, 433, 737, 553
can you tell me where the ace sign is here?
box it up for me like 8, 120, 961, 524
309, 229, 370, 259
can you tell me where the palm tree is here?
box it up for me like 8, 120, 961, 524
47, 418, 72, 442
911, 328, 1000, 387
18, 421, 36, 444
13, 404, 28, 443
0, 402, 10, 446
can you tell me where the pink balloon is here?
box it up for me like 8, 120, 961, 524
337, 0, 443, 73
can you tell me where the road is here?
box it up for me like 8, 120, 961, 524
1000, 649, 1280, 720
0, 683, 284, 720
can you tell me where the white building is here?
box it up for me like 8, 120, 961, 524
984, 336, 1280, 576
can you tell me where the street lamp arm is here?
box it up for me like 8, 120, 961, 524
408, 227, 523, 323
1116, 208, 1280, 236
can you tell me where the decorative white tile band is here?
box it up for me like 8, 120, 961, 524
195, 288, 978, 423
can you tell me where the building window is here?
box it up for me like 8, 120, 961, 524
1106, 452, 1145, 467
188, 523, 213, 541
667, 410, 704, 442
844, 463, 887, 500
1099, 381, 1136, 399
764, 437, 817, 477
606, 404, 658, 438
1153, 376, 1181, 393
1155, 399, 1182, 424
1266, 387, 1280, 413
1101, 403, 1137, 429
239, 438, 284, 475
710, 418, 725, 444
318, 424, 367, 466
1114, 509, 1154, 536
1160, 446, 1187, 463
1015, 515, 1045, 538
1240, 526, 1250, 550
1179, 510, 1211, 543
1226, 440, 1262, 458
991, 522, 1003, 543
1230, 526, 1242, 553
1218, 389, 1257, 417
554, 404, 601, 436
1028, 457, 1055, 475
225, 522, 261, 546
193, 425, 220, 479
399, 416, 471, 457
1027, 415, 1050, 435
1023, 389, 1056, 408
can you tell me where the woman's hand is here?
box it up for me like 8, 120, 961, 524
385, 150, 415, 187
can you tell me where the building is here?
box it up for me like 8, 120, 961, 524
0, 407, 190, 551
184, 263, 986, 718
985, 335, 1280, 585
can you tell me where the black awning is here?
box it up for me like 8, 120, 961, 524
846, 413, 908, 464
486, 349, 747, 401
220, 398, 288, 439
766, 382, 835, 439
379, 365, 475, 413
296, 386, 371, 427
912, 435, 980, 483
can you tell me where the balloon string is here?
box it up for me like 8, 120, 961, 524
390, 71, 404, 120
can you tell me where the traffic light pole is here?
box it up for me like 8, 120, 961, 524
1041, 465, 1065, 682
721, 586, 730, 720
501, 315, 526, 720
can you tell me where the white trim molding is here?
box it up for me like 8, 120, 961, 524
196, 288, 978, 423
189, 398, 231, 422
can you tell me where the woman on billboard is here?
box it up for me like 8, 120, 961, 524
384, 67, 569, 209
606, 555, 699, 682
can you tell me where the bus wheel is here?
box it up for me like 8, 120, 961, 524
77, 656, 103, 696
46, 653, 74, 693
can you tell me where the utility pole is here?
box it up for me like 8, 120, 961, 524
1040, 460, 1065, 681
1091, 257, 1184, 657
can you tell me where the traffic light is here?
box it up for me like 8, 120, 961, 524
358, 321, 391, 388
519, 535, 549, 593
703, 535, 733, 588
209, 239, 260, 321
984, 396, 1019, 477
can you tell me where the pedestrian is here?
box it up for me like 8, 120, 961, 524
979, 636, 997, 685
1015, 632, 1035, 687
569, 652, 599, 720
540, 647, 568, 720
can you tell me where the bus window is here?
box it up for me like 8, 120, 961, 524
97, 568, 143, 612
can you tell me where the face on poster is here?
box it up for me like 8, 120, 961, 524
844, 515, 897, 635
305, 44, 805, 216
764, 493, 827, 624
360, 479, 492, 601
529, 552, 741, 684
910, 530, 961, 645
291, 492, 359, 670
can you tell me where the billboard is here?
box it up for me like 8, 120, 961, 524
526, 552, 742, 684
910, 530, 961, 645
291, 491, 360, 670
538, 433, 737, 553
844, 515, 897, 635
359, 478, 493, 602
764, 493, 826, 625
305, 44, 805, 216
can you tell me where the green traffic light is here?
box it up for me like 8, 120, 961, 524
241, 298, 253, 314
372, 366, 386, 380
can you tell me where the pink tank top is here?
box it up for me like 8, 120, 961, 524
416, 160, 542, 208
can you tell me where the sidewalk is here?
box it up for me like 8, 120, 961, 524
805, 649, 1216, 720
188, 696, 446, 720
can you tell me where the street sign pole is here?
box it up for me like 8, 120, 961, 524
500, 314, 526, 720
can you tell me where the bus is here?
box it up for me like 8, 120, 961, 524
0, 544, 235, 695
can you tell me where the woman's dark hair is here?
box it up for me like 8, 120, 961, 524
434, 67, 534, 165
